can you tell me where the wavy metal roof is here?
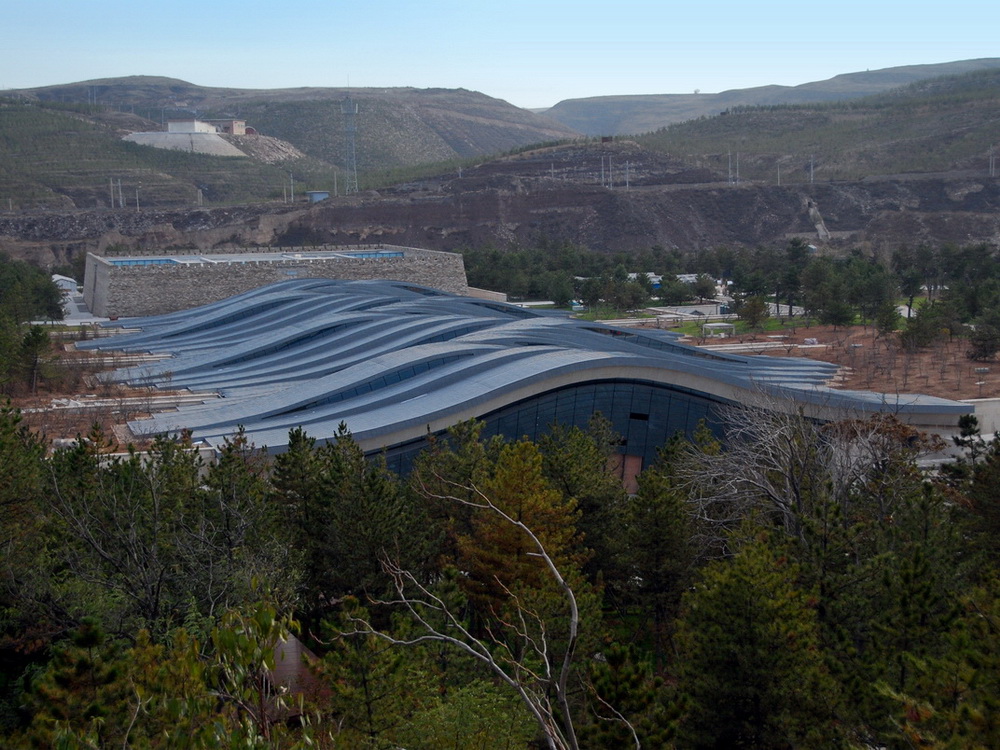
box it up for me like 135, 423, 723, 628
78, 279, 969, 454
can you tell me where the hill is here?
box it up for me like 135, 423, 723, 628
4, 66, 1000, 265
5, 136, 1000, 270
0, 98, 345, 210
11, 77, 577, 185
544, 59, 1000, 135
635, 67, 1000, 183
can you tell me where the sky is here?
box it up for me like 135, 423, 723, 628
2, 0, 999, 109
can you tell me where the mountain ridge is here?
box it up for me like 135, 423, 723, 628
542, 58, 1000, 135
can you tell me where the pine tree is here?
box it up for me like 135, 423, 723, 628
673, 536, 843, 749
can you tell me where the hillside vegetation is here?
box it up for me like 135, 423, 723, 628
0, 99, 341, 209
635, 68, 1000, 183
545, 58, 1000, 135
3, 78, 577, 209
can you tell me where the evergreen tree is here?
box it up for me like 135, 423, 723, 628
580, 644, 676, 748
619, 465, 696, 664
538, 417, 629, 601
673, 536, 843, 749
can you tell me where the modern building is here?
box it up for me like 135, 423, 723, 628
83, 244, 469, 318
77, 279, 970, 478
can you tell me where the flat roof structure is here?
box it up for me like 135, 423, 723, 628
83, 244, 468, 318
77, 279, 970, 472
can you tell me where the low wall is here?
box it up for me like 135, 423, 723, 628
85, 245, 469, 317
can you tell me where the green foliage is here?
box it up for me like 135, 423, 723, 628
580, 644, 676, 748
0, 254, 63, 323
691, 274, 717, 302
271, 424, 433, 624
900, 300, 960, 350
461, 241, 678, 303
0, 255, 62, 394
538, 416, 629, 599
618, 464, 697, 663
395, 678, 537, 750
0, 401, 45, 541
874, 300, 902, 337
19, 325, 52, 393
735, 295, 770, 329
674, 535, 843, 748
19, 429, 300, 640
881, 577, 1000, 749
0, 100, 341, 209
6, 401, 1000, 747
966, 322, 1000, 361
954, 426, 1000, 561
15, 606, 315, 749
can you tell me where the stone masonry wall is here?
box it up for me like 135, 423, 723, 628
87, 246, 468, 318
101, 243, 400, 257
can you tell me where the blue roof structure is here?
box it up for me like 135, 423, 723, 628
78, 279, 969, 466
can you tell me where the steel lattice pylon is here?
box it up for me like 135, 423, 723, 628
341, 97, 359, 194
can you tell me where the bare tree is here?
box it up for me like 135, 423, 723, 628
676, 393, 942, 548
343, 480, 633, 750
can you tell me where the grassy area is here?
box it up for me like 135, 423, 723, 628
670, 315, 810, 338
574, 306, 657, 321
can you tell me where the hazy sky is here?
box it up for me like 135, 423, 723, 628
2, 0, 998, 109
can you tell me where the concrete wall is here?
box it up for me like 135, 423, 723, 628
84, 245, 469, 318
84, 252, 111, 317
167, 120, 216, 134
124, 132, 247, 157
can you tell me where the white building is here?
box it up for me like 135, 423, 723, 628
166, 119, 247, 135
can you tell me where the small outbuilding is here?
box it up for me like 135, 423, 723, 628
702, 322, 735, 338
52, 274, 77, 293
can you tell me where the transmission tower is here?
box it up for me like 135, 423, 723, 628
341, 96, 359, 194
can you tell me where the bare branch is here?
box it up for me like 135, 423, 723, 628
343, 474, 586, 750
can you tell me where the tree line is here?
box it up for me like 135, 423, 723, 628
0, 254, 63, 395
2, 396, 1000, 748
467, 237, 1000, 360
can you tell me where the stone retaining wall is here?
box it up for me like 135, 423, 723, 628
85, 245, 468, 317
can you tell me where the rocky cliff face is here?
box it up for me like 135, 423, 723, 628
282, 175, 1000, 257
0, 204, 306, 266
3, 144, 999, 268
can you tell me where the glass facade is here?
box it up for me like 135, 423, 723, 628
382, 379, 729, 475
